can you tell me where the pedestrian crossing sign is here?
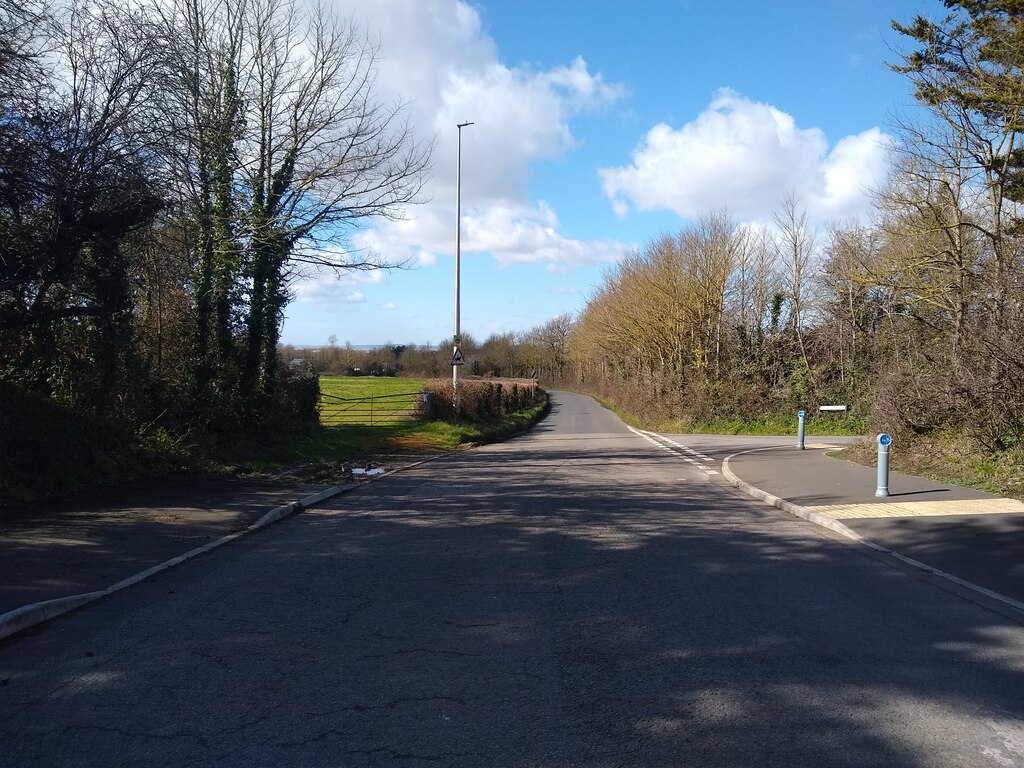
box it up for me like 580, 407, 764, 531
451, 347, 465, 366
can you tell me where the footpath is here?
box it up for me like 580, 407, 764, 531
725, 445, 1024, 616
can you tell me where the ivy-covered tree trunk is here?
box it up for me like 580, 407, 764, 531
243, 221, 289, 404
89, 237, 136, 415
191, 161, 215, 403
189, 52, 245, 424
210, 63, 243, 385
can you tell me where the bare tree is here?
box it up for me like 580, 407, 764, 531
887, 4, 1024, 445
240, 0, 430, 393
773, 192, 818, 396
152, 0, 431, 408
0, 0, 49, 104
1, 0, 164, 408
522, 313, 575, 380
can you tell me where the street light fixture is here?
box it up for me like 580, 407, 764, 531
453, 120, 473, 413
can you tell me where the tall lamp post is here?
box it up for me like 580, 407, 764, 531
453, 120, 473, 413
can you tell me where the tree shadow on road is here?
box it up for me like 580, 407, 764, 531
1, 438, 1023, 767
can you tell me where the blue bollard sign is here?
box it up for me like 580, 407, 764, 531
876, 433, 892, 496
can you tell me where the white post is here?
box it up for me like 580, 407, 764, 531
454, 121, 473, 414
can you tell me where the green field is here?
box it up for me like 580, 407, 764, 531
257, 393, 548, 482
247, 376, 548, 481
318, 376, 424, 426
319, 376, 424, 400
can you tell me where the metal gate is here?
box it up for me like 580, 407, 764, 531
319, 391, 423, 426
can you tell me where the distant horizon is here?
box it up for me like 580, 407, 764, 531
280, 343, 434, 351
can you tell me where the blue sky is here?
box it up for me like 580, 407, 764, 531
282, 0, 937, 347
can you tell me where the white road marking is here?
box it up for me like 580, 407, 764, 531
628, 426, 720, 475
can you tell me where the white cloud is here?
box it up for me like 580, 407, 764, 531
462, 201, 628, 269
293, 285, 366, 305
820, 128, 893, 213
291, 263, 384, 305
433, 59, 622, 201
287, 0, 632, 330
319, 0, 627, 262
382, 302, 397, 310
349, 198, 630, 273
350, 218, 443, 269
599, 88, 895, 224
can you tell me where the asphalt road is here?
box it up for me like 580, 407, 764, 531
1, 391, 1023, 767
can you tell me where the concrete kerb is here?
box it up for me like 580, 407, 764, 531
0, 405, 602, 645
0, 452, 462, 643
0, 591, 109, 643
0, 456, 451, 644
721, 447, 868, 542
722, 447, 1024, 624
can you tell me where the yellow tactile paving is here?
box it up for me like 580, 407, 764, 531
809, 498, 1024, 519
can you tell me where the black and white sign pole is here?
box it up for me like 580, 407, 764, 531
453, 121, 473, 414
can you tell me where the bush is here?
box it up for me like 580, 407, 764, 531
421, 378, 543, 421
277, 363, 321, 426
0, 383, 132, 502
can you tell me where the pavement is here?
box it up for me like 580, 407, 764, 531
2, 438, 1022, 644
0, 475, 363, 641
723, 443, 1024, 614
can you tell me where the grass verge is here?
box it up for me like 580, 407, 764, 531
205, 396, 550, 484
647, 414, 866, 436
570, 389, 865, 436
2, 374, 548, 503
835, 431, 1024, 501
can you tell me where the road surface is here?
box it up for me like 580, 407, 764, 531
1, 391, 1023, 766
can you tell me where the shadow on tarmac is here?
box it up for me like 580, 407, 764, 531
2, 423, 1022, 767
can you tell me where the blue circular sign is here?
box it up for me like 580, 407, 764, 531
797, 410, 805, 418
878, 433, 892, 446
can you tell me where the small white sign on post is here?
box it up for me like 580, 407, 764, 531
819, 404, 848, 413
451, 347, 465, 366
